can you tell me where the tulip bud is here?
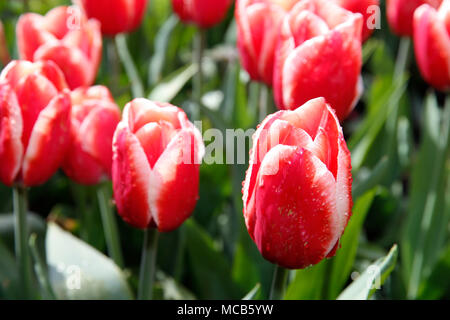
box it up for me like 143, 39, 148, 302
112, 99, 205, 232
242, 97, 353, 269
78, 0, 148, 36
0, 60, 71, 187
172, 0, 233, 28
273, 0, 363, 122
235, 0, 298, 86
333, 0, 380, 42
387, 0, 442, 36
413, 0, 450, 90
17, 6, 102, 90
62, 86, 121, 185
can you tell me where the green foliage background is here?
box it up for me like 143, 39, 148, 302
0, 0, 448, 300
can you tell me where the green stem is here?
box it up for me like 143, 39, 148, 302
97, 184, 124, 268
394, 37, 411, 82
70, 182, 91, 245
115, 34, 145, 98
29, 233, 56, 300
259, 84, 270, 122
173, 225, 186, 282
269, 265, 288, 300
13, 186, 33, 299
249, 81, 261, 121
138, 228, 159, 300
107, 38, 120, 96
193, 28, 206, 120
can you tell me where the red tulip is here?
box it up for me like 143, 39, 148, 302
78, 0, 148, 36
0, 60, 71, 187
172, 0, 233, 28
333, 0, 379, 42
413, 0, 450, 90
112, 99, 205, 231
17, 6, 102, 90
387, 0, 442, 36
242, 97, 353, 269
273, 0, 363, 122
235, 0, 299, 86
62, 86, 121, 185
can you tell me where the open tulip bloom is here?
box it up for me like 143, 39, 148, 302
62, 86, 121, 185
78, 0, 148, 36
1, 0, 447, 302
0, 60, 71, 187
235, 0, 299, 86
172, 0, 233, 28
273, 0, 363, 122
17, 5, 102, 90
242, 97, 353, 269
112, 99, 205, 232
332, 0, 380, 42
413, 0, 450, 90
387, 0, 443, 37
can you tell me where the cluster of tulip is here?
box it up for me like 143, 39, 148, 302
0, 0, 448, 300
387, 0, 450, 90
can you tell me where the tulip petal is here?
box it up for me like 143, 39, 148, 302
16, 13, 55, 61
79, 102, 121, 175
125, 98, 181, 133
15, 73, 59, 148
22, 92, 71, 186
112, 122, 152, 229
34, 43, 92, 89
151, 129, 200, 232
333, 134, 353, 249
414, 4, 450, 90
0, 83, 23, 186
62, 120, 104, 185
253, 145, 338, 269
242, 111, 284, 235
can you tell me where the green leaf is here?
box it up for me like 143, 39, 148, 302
418, 245, 450, 299
0, 238, 19, 299
148, 64, 198, 102
362, 39, 381, 64
0, 212, 46, 250
284, 260, 328, 300
115, 34, 145, 98
337, 245, 398, 300
46, 222, 133, 300
327, 188, 377, 299
185, 219, 238, 299
156, 271, 196, 300
402, 95, 450, 299
349, 75, 407, 171
352, 158, 389, 199
242, 283, 261, 300
148, 14, 179, 86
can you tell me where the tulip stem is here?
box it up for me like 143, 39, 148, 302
97, 184, 124, 268
193, 28, 206, 120
115, 34, 145, 98
138, 228, 159, 300
13, 185, 33, 299
269, 265, 289, 300
394, 37, 411, 81
29, 233, 56, 300
259, 84, 270, 122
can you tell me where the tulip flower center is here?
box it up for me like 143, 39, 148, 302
135, 121, 178, 168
